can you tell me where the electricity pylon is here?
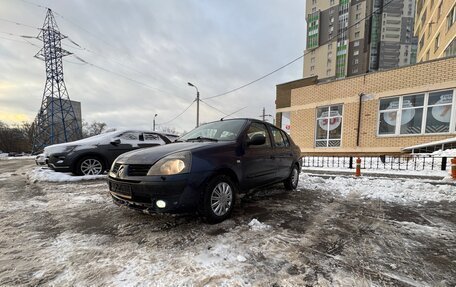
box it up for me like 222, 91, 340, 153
32, 8, 82, 153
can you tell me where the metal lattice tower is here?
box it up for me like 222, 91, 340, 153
32, 9, 82, 153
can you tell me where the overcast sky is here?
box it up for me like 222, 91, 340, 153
0, 0, 306, 133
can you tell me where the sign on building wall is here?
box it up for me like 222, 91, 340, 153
281, 112, 291, 134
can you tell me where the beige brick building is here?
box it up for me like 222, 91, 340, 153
415, 0, 456, 61
276, 56, 456, 155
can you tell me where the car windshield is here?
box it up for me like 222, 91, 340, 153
179, 119, 247, 142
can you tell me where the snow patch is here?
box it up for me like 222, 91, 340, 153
299, 173, 456, 203
27, 167, 106, 182
248, 218, 271, 231
431, 148, 456, 157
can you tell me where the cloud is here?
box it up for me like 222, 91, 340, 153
0, 0, 305, 133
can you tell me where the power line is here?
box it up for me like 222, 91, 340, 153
203, 0, 396, 101
200, 99, 228, 116
70, 55, 184, 99
0, 17, 40, 30
156, 100, 195, 126
203, 54, 304, 100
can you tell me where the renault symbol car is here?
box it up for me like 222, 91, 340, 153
108, 118, 301, 223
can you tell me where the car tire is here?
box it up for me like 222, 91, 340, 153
284, 164, 299, 190
74, 156, 105, 176
200, 175, 236, 224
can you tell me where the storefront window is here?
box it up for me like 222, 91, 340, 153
378, 90, 455, 136
315, 105, 343, 147
425, 90, 453, 133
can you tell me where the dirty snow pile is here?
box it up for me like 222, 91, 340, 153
27, 167, 106, 182
431, 148, 456, 157
248, 218, 271, 231
299, 173, 456, 203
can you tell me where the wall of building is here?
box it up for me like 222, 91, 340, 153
278, 56, 456, 155
415, 0, 456, 61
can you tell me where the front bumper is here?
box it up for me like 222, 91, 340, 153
47, 153, 72, 172
108, 172, 210, 213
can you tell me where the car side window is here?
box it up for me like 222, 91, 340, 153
246, 123, 271, 149
271, 127, 287, 148
143, 133, 166, 144
118, 132, 140, 141
280, 130, 290, 147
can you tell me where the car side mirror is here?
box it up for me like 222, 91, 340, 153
110, 138, 121, 145
248, 134, 266, 146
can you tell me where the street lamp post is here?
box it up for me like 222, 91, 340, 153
153, 113, 158, 131
187, 82, 200, 127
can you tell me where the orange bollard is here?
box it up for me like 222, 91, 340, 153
355, 157, 361, 177
451, 158, 456, 180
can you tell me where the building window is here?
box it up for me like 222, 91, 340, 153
438, 1, 443, 19
354, 58, 359, 64
312, 7, 317, 13
419, 37, 424, 49
353, 68, 359, 73
426, 50, 430, 60
355, 31, 360, 38
328, 43, 333, 50
355, 13, 360, 20
447, 5, 456, 30
435, 33, 440, 51
354, 41, 360, 47
326, 69, 332, 76
355, 22, 360, 29
310, 66, 315, 71
356, 4, 361, 11
330, 0, 335, 5
312, 0, 317, 5
445, 38, 456, 57
311, 57, 315, 64
378, 90, 455, 136
354, 50, 359, 56
315, 105, 343, 147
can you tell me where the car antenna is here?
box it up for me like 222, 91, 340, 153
220, 106, 248, 121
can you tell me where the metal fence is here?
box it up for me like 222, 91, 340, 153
302, 155, 451, 172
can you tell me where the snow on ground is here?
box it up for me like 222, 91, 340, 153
300, 173, 456, 204
1, 159, 456, 286
303, 166, 449, 177
27, 167, 106, 182
0, 155, 35, 160
431, 148, 456, 157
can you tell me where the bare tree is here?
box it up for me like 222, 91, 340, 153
0, 121, 33, 153
82, 121, 108, 138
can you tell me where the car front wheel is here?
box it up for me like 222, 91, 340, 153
201, 175, 236, 224
284, 164, 299, 190
75, 156, 105, 176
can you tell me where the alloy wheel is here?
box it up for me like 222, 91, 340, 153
210, 182, 233, 216
291, 167, 299, 188
80, 158, 103, 175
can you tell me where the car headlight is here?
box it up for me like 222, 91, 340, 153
147, 151, 192, 176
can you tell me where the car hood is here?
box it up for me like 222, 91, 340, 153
115, 141, 230, 165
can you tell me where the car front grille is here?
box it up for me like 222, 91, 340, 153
128, 164, 152, 176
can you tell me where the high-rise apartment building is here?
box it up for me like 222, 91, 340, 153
414, 0, 456, 62
303, 0, 418, 80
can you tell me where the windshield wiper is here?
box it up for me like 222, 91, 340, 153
185, 136, 218, 142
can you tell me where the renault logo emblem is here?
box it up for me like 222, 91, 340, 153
117, 165, 125, 178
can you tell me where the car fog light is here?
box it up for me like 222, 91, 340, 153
156, 200, 166, 209
56, 160, 64, 164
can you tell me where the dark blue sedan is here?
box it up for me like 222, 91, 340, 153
108, 118, 301, 223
